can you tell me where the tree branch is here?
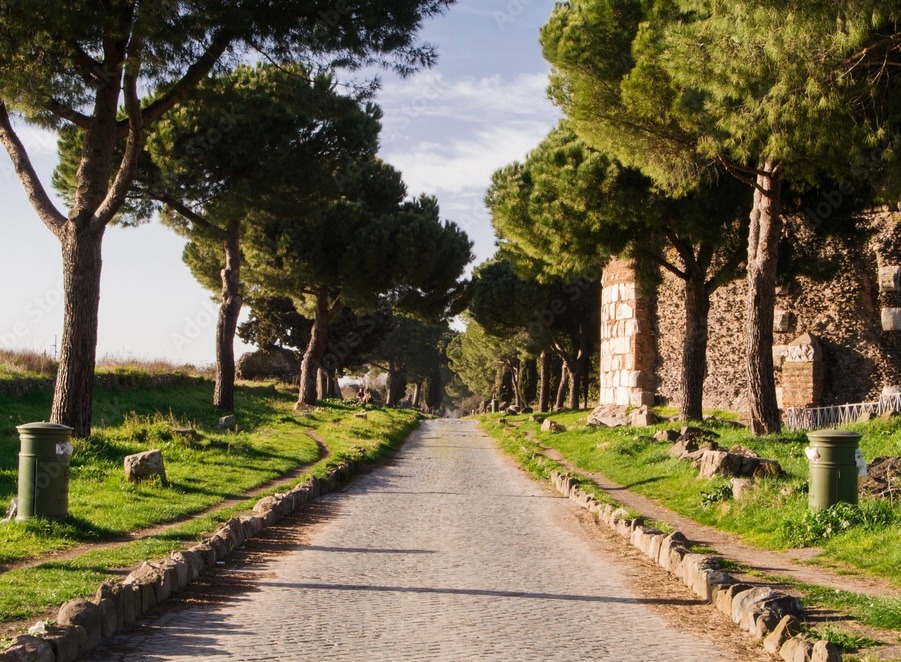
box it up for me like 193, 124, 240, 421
636, 245, 686, 280
154, 191, 223, 237
69, 45, 102, 84
662, 226, 700, 276
0, 102, 67, 234
126, 29, 234, 136
696, 242, 715, 273
842, 32, 901, 76
716, 155, 771, 193
46, 99, 92, 129
93, 33, 144, 228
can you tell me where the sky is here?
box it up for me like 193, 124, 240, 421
0, 1, 561, 365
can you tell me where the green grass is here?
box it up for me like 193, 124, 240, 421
479, 410, 901, 586
799, 583, 901, 632
0, 378, 420, 627
809, 624, 881, 652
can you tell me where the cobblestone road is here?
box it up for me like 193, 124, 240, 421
87, 419, 743, 661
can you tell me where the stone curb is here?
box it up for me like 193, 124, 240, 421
0, 448, 370, 662
548, 470, 842, 662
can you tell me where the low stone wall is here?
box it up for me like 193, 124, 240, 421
548, 470, 842, 662
0, 451, 368, 662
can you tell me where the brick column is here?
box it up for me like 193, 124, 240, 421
781, 333, 824, 408
599, 258, 656, 407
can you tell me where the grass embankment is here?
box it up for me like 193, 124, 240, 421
480, 411, 901, 634
0, 377, 419, 626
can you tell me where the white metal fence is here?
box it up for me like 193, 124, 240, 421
784, 392, 901, 431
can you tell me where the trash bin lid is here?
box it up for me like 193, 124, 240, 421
16, 422, 74, 432
807, 429, 861, 442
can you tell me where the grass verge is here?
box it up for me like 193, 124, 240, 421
0, 377, 419, 629
479, 411, 901, 633
480, 410, 901, 585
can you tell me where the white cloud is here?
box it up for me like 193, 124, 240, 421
378, 71, 556, 132
375, 70, 561, 264
384, 121, 553, 196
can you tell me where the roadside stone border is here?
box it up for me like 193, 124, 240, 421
548, 470, 842, 662
0, 450, 367, 662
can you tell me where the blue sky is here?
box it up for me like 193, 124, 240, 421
0, 1, 560, 365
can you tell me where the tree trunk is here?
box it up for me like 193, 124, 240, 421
508, 358, 524, 408
746, 165, 783, 435
51, 223, 106, 437
681, 273, 710, 421
566, 361, 579, 410
425, 364, 443, 413
555, 365, 568, 410
386, 368, 407, 407
298, 295, 331, 407
538, 351, 551, 413
316, 368, 329, 400
411, 382, 421, 408
569, 320, 591, 410
213, 221, 242, 412
331, 371, 342, 399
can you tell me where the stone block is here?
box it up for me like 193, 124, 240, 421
540, 419, 566, 433
120, 584, 137, 625
616, 302, 634, 320
168, 554, 189, 590
646, 534, 664, 562
731, 587, 803, 625
810, 640, 841, 662
615, 518, 633, 538
779, 637, 813, 662
714, 582, 754, 618
731, 478, 756, 500
774, 309, 794, 333
764, 615, 803, 655
97, 597, 117, 638
882, 307, 901, 331
879, 265, 901, 292
57, 599, 101, 652
656, 531, 688, 568
44, 625, 83, 662
0, 635, 55, 662
123, 449, 167, 485
189, 542, 216, 568
599, 504, 615, 525
752, 608, 783, 638
95, 581, 124, 632
218, 415, 237, 430
629, 525, 647, 548
738, 608, 760, 633
208, 534, 229, 561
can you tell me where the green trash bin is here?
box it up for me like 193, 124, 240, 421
806, 429, 861, 511
16, 422, 73, 521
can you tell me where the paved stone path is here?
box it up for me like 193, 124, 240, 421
87, 419, 742, 661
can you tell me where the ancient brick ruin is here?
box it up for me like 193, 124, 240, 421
598, 214, 901, 414
599, 258, 655, 408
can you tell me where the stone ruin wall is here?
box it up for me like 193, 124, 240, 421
599, 258, 656, 407
651, 213, 901, 414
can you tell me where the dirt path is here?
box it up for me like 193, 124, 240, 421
535, 441, 901, 599
0, 430, 329, 578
